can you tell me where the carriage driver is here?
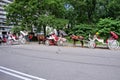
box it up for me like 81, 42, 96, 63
49, 32, 59, 41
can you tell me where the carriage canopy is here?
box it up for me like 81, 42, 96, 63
110, 31, 118, 39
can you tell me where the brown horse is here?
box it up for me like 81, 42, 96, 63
70, 35, 84, 47
37, 34, 46, 44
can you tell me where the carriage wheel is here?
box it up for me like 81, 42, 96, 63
45, 40, 50, 46
57, 40, 64, 46
88, 41, 96, 49
7, 39, 13, 45
63, 40, 68, 46
19, 38, 26, 44
108, 40, 119, 50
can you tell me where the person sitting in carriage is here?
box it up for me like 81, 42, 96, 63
49, 32, 59, 41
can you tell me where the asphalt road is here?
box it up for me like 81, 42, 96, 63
0, 44, 120, 80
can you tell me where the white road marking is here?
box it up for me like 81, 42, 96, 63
0, 66, 46, 80
0, 69, 32, 80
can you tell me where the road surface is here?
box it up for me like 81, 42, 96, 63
0, 44, 120, 80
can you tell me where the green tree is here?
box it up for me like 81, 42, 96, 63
96, 18, 120, 39
107, 0, 120, 19
4, 0, 120, 39
5, 0, 68, 34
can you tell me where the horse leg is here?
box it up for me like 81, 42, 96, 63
38, 40, 40, 44
73, 39, 76, 46
38, 39, 41, 44
41, 40, 43, 44
43, 40, 45, 44
80, 40, 84, 47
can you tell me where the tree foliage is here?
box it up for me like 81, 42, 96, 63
4, 0, 120, 39
96, 18, 120, 38
5, 0, 69, 33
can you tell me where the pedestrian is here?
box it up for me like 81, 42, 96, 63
28, 34, 33, 42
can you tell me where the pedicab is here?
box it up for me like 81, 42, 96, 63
88, 31, 119, 49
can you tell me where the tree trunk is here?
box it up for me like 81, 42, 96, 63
43, 25, 46, 37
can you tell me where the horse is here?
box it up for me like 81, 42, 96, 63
70, 34, 84, 47
37, 33, 46, 44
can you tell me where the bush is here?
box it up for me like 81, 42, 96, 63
68, 24, 96, 39
96, 18, 120, 40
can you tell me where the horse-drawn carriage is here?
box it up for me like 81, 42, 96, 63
88, 31, 119, 50
7, 31, 27, 45
37, 30, 119, 49
37, 31, 68, 46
